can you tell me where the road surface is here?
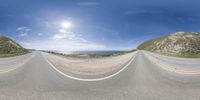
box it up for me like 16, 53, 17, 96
0, 51, 200, 100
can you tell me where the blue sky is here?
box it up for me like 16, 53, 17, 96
0, 0, 200, 51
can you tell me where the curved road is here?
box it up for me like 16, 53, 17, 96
0, 51, 200, 99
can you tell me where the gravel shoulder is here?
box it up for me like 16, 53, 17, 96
43, 52, 136, 76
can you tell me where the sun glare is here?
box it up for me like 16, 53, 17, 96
61, 21, 72, 29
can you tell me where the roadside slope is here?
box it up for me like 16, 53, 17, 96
0, 35, 28, 57
138, 32, 200, 58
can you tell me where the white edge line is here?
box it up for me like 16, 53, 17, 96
0, 53, 35, 73
142, 51, 200, 74
42, 52, 137, 82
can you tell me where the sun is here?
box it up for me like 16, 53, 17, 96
61, 21, 72, 29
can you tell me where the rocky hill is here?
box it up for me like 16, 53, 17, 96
0, 35, 28, 57
138, 32, 200, 57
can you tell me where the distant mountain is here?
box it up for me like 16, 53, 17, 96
138, 32, 200, 57
0, 35, 28, 57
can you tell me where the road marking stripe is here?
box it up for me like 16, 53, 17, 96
0, 54, 35, 73
43, 52, 137, 81
144, 52, 200, 75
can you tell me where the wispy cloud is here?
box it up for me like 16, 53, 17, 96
53, 32, 74, 40
16, 27, 31, 37
20, 39, 107, 51
18, 19, 108, 51
37, 33, 43, 36
17, 27, 31, 31
77, 2, 99, 6
52, 28, 86, 42
19, 33, 28, 37
19, 41, 32, 46
18, 25, 106, 51
124, 10, 163, 16
124, 10, 147, 15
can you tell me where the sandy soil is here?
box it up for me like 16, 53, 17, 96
44, 52, 137, 75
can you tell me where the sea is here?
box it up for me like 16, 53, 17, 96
58, 50, 128, 55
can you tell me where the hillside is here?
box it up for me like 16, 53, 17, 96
0, 35, 28, 57
138, 32, 200, 58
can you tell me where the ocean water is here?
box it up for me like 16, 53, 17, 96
60, 50, 127, 55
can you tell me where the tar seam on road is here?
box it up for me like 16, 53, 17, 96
42, 52, 137, 82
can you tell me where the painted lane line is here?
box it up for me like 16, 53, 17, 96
0, 54, 35, 73
144, 52, 200, 75
43, 52, 137, 82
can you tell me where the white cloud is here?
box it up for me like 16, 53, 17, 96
124, 10, 147, 15
58, 29, 67, 33
20, 28, 107, 51
53, 28, 85, 42
19, 41, 32, 46
77, 2, 99, 6
53, 31, 76, 41
18, 19, 108, 52
19, 33, 28, 37
53, 33, 68, 40
21, 39, 107, 52
17, 27, 31, 31
38, 33, 43, 36
16, 27, 31, 37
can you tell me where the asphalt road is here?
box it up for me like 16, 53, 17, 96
0, 51, 200, 100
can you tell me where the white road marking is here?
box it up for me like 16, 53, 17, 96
0, 53, 35, 73
43, 52, 137, 81
143, 51, 200, 75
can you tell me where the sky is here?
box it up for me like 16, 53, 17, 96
0, 0, 200, 51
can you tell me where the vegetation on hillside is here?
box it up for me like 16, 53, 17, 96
137, 32, 200, 58
0, 35, 28, 57
137, 36, 166, 50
